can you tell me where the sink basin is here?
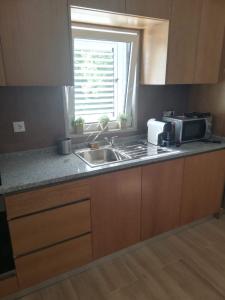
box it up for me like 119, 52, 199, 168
76, 148, 130, 167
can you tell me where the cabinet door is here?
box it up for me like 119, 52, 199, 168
0, 0, 73, 86
91, 168, 141, 259
16, 234, 92, 289
194, 0, 225, 83
181, 151, 225, 225
166, 0, 202, 84
126, 0, 172, 20
69, 0, 125, 13
141, 159, 184, 240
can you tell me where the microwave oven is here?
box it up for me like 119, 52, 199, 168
163, 114, 212, 144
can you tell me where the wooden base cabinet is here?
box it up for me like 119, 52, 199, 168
141, 159, 184, 240
181, 151, 225, 225
16, 234, 92, 289
0, 276, 18, 298
90, 168, 142, 259
9, 200, 91, 257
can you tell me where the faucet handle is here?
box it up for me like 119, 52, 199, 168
104, 137, 110, 144
111, 136, 118, 146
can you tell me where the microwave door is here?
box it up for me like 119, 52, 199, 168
182, 119, 206, 142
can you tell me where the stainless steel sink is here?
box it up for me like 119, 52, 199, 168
75, 141, 180, 167
76, 148, 130, 167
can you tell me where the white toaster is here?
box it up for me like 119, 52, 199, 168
147, 119, 167, 145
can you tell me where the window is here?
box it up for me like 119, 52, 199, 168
67, 24, 139, 133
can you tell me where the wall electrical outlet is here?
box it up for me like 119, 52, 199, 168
13, 121, 26, 133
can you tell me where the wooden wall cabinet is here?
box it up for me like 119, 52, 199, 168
126, 0, 172, 20
181, 151, 225, 225
70, 0, 125, 13
0, 0, 73, 86
194, 0, 225, 83
166, 0, 202, 84
0, 41, 6, 86
90, 168, 141, 259
141, 159, 184, 240
166, 0, 225, 84
219, 33, 225, 81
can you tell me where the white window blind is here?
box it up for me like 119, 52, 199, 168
68, 24, 139, 131
74, 39, 123, 123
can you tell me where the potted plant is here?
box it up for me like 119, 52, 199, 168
99, 115, 110, 131
72, 117, 85, 135
118, 113, 128, 130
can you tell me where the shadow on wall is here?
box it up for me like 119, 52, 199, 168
0, 87, 66, 154
188, 79, 225, 137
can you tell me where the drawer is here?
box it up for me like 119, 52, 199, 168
9, 200, 91, 257
0, 275, 18, 298
5, 179, 90, 219
16, 234, 92, 289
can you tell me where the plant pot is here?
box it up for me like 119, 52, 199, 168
119, 120, 127, 130
74, 124, 84, 135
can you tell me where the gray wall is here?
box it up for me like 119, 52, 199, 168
0, 85, 190, 153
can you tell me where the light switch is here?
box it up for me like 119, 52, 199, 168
13, 121, 26, 133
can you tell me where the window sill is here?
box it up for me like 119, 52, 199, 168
70, 127, 138, 139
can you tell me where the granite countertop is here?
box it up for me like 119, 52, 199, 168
1, 137, 225, 195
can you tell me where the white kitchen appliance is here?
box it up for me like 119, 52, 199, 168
147, 119, 168, 145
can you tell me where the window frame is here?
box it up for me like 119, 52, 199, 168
67, 23, 140, 135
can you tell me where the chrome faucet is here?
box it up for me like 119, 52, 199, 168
86, 122, 107, 148
104, 136, 118, 147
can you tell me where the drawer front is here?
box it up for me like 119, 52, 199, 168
5, 179, 90, 219
9, 200, 91, 257
16, 234, 92, 289
0, 276, 18, 298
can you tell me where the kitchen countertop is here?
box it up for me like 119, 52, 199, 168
1, 137, 225, 195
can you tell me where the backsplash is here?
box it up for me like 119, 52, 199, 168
0, 87, 66, 153
0, 85, 189, 154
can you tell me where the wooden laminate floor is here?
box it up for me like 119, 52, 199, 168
18, 216, 225, 300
